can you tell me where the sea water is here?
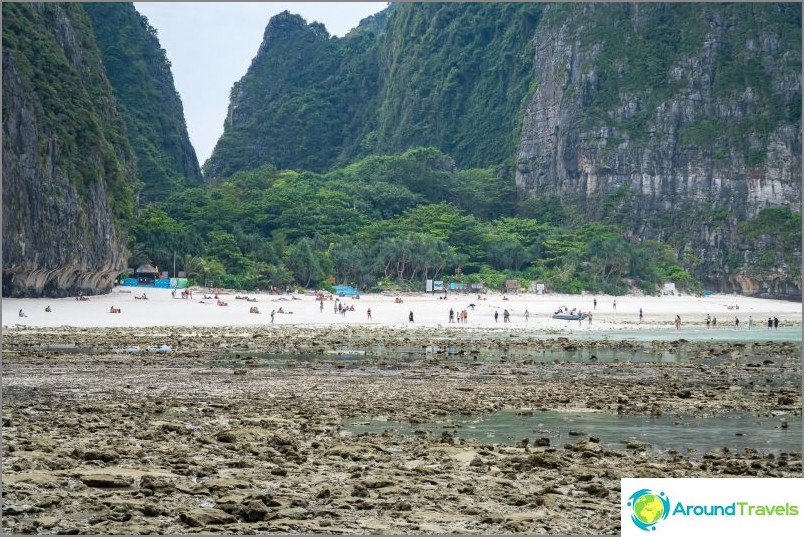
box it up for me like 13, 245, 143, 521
343, 409, 802, 456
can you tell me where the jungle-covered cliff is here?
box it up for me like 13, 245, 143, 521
204, 2, 801, 298
203, 3, 541, 177
2, 2, 198, 297
83, 2, 203, 202
2, 2, 137, 297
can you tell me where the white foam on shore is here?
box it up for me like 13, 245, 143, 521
3, 288, 801, 332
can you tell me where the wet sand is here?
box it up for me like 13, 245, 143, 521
1, 325, 801, 535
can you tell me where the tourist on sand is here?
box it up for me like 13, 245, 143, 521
674, 315, 681, 330
706, 314, 711, 328
639, 308, 643, 322
712, 316, 717, 327
588, 313, 592, 325
271, 310, 275, 324
320, 300, 324, 313
449, 308, 454, 323
734, 317, 740, 328
768, 317, 773, 329
367, 308, 372, 320
593, 298, 597, 310
409, 311, 414, 323
524, 309, 529, 322
18, 309, 27, 317
748, 316, 753, 329
773, 317, 779, 329
45, 305, 51, 312
613, 300, 617, 310
503, 309, 510, 323
494, 310, 499, 323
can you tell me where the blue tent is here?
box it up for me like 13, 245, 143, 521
333, 285, 360, 297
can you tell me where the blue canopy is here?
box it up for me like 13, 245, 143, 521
333, 285, 360, 297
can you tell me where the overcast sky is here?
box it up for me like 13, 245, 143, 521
133, 2, 388, 167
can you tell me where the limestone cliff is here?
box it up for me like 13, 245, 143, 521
2, 2, 138, 297
84, 2, 203, 202
516, 3, 802, 298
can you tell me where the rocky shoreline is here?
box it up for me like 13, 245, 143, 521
2, 327, 801, 535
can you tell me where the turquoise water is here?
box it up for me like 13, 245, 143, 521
344, 409, 802, 456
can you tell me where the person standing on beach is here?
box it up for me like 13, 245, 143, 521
320, 300, 324, 313
706, 314, 711, 328
639, 308, 643, 322
524, 310, 529, 322
734, 317, 740, 329
270, 310, 275, 324
613, 300, 617, 311
367, 308, 372, 320
503, 309, 510, 323
494, 310, 499, 323
588, 313, 592, 325
409, 311, 414, 323
674, 315, 681, 330
748, 316, 753, 329
593, 298, 597, 310
449, 308, 454, 323
768, 317, 773, 329
773, 317, 779, 329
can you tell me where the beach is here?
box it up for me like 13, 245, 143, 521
3, 287, 801, 330
1, 289, 802, 534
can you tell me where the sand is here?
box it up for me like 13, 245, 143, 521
3, 287, 801, 330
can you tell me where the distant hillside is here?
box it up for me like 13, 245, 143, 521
84, 2, 202, 202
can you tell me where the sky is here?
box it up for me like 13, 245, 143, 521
133, 2, 388, 167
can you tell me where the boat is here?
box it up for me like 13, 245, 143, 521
552, 311, 588, 321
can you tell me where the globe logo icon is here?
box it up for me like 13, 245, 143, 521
627, 489, 670, 531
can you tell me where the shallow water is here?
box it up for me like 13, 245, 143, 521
212, 346, 690, 367
343, 409, 802, 456
559, 326, 802, 343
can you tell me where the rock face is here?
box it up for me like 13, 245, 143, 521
204, 3, 540, 179
2, 3, 137, 297
83, 2, 203, 202
515, 3, 802, 298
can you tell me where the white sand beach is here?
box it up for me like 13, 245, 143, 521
3, 287, 801, 330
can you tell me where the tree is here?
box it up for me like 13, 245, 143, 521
284, 237, 328, 287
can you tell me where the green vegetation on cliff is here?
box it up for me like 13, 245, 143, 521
204, 3, 541, 179
83, 2, 202, 202
2, 1, 138, 224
